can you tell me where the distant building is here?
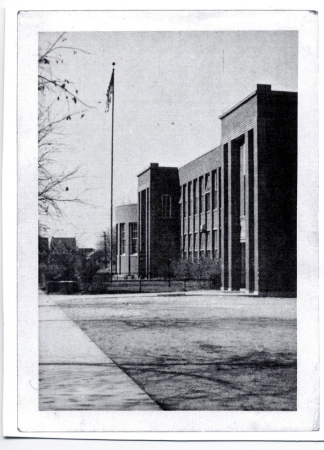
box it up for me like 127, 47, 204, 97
115, 204, 138, 277
50, 237, 77, 256
49, 237, 77, 280
115, 84, 297, 296
38, 236, 49, 287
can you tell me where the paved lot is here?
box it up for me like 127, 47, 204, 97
39, 292, 297, 410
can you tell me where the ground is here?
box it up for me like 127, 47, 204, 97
39, 292, 296, 411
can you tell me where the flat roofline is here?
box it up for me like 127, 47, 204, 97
219, 90, 257, 120
219, 85, 297, 120
116, 202, 137, 207
137, 163, 178, 177
116, 203, 137, 209
179, 146, 221, 171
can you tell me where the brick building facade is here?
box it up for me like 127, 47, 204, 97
138, 163, 180, 278
115, 84, 297, 295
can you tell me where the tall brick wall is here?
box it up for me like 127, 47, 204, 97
257, 90, 297, 295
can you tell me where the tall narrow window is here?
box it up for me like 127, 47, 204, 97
206, 231, 210, 253
240, 143, 246, 216
183, 185, 187, 218
120, 223, 126, 254
199, 233, 205, 253
193, 179, 198, 215
212, 170, 218, 210
188, 182, 192, 217
199, 177, 204, 213
205, 173, 211, 212
183, 235, 187, 256
162, 194, 172, 218
129, 223, 138, 254
194, 232, 198, 252
213, 229, 218, 258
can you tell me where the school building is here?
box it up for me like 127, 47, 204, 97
115, 84, 297, 295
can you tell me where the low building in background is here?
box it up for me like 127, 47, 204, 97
115, 203, 138, 277
49, 237, 77, 280
38, 236, 50, 287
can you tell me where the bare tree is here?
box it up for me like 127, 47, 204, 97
38, 32, 93, 220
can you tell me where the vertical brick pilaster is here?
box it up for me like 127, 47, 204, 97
218, 167, 222, 260
228, 140, 233, 290
244, 131, 250, 291
229, 140, 241, 291
247, 128, 255, 292
146, 187, 150, 278
221, 145, 228, 289
253, 129, 259, 293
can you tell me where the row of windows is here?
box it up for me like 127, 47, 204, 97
181, 169, 221, 218
118, 222, 138, 255
182, 229, 221, 255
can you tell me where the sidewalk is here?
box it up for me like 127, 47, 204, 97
39, 291, 160, 410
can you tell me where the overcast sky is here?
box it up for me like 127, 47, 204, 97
39, 31, 298, 248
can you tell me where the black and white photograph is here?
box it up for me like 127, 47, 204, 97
2, 6, 320, 439
38, 29, 298, 412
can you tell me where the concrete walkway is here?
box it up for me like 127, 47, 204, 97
39, 292, 160, 410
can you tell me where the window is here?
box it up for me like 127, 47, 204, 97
130, 223, 138, 254
240, 143, 246, 216
199, 232, 205, 252
162, 194, 172, 218
213, 229, 218, 258
120, 223, 126, 254
194, 232, 198, 251
212, 170, 218, 210
188, 182, 192, 216
183, 185, 187, 218
199, 177, 204, 212
193, 179, 198, 215
206, 231, 210, 251
205, 173, 211, 212
183, 235, 187, 255
188, 234, 192, 251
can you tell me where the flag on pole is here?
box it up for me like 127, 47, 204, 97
105, 70, 114, 112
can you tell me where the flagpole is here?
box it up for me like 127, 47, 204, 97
110, 62, 115, 278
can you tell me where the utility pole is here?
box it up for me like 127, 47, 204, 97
103, 232, 108, 269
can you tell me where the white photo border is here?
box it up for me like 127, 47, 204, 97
3, 4, 320, 440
